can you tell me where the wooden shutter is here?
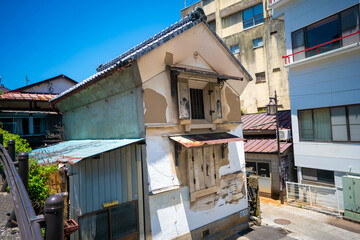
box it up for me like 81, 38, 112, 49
210, 84, 222, 123
177, 81, 190, 119
187, 146, 219, 202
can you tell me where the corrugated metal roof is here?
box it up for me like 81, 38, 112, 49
170, 132, 245, 148
0, 92, 57, 101
242, 110, 291, 131
51, 7, 252, 104
30, 139, 144, 164
244, 139, 292, 153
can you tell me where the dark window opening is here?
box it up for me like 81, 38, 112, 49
302, 168, 334, 184
222, 11, 242, 28
190, 88, 205, 119
255, 72, 266, 83
208, 20, 216, 31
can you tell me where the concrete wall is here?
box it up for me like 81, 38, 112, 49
181, 0, 291, 113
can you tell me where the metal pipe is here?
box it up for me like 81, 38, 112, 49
44, 195, 64, 240
7, 139, 16, 162
274, 92, 284, 204
18, 152, 29, 192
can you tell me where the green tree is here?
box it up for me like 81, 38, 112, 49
0, 126, 57, 214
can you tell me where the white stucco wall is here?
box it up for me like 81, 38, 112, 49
146, 125, 248, 240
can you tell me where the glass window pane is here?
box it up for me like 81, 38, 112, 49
332, 125, 348, 141
111, 202, 138, 239
306, 15, 340, 57
257, 162, 270, 178
331, 107, 348, 141
299, 110, 314, 140
292, 29, 305, 48
349, 105, 360, 141
341, 6, 359, 31
349, 125, 360, 141
222, 11, 242, 28
302, 168, 317, 181
348, 105, 360, 124
254, 4, 263, 16
230, 45, 239, 54
243, 8, 253, 21
318, 170, 334, 183
246, 162, 257, 175
79, 211, 110, 240
313, 108, 331, 141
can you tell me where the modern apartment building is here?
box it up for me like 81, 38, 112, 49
270, 0, 360, 211
182, 0, 290, 113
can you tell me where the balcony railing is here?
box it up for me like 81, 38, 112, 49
282, 29, 360, 64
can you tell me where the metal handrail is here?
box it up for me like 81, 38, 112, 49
282, 29, 360, 64
0, 145, 44, 240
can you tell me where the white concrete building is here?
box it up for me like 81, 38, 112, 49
270, 0, 360, 210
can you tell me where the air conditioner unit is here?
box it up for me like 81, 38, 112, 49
279, 129, 291, 140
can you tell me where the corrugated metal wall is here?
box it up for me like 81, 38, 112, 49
68, 144, 142, 239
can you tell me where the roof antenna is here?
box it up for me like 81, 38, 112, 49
26, 75, 29, 86
184, 0, 186, 8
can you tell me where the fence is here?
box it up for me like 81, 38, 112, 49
286, 182, 341, 216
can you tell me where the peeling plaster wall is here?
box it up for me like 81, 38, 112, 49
145, 125, 248, 239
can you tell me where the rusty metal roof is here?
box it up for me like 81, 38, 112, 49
0, 92, 57, 101
30, 139, 144, 164
244, 139, 292, 153
170, 132, 245, 148
242, 110, 291, 131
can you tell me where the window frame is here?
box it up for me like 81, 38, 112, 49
242, 3, 264, 29
291, 4, 360, 61
79, 200, 139, 240
253, 37, 263, 48
302, 167, 335, 184
298, 104, 360, 143
255, 72, 266, 83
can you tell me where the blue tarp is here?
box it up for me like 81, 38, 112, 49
30, 139, 144, 164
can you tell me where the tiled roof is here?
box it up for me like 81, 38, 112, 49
242, 110, 291, 131
0, 92, 57, 101
244, 139, 292, 153
51, 7, 251, 104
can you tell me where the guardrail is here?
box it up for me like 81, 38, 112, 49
282, 29, 360, 64
0, 133, 64, 240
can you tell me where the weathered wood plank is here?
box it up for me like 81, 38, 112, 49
91, 157, 99, 210
214, 145, 221, 187
79, 161, 86, 214
136, 145, 145, 240
131, 145, 138, 200
187, 148, 195, 195
104, 152, 111, 202
194, 147, 205, 190
85, 159, 93, 213
203, 146, 211, 188
178, 80, 190, 119
209, 146, 216, 187
98, 153, 105, 208
192, 186, 218, 200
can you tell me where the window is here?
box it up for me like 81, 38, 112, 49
187, 145, 221, 202
79, 201, 138, 240
291, 5, 359, 61
208, 20, 216, 32
246, 161, 270, 178
243, 3, 264, 29
177, 79, 222, 123
230, 44, 240, 54
298, 104, 360, 142
253, 37, 263, 48
255, 72, 265, 83
302, 168, 334, 184
190, 88, 205, 119
222, 11, 242, 28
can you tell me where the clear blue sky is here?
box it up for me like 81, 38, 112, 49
0, 0, 191, 90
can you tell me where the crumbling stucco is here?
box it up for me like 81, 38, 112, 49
143, 88, 167, 123
225, 87, 241, 121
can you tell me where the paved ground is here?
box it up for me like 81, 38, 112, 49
230, 197, 360, 240
0, 192, 21, 240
